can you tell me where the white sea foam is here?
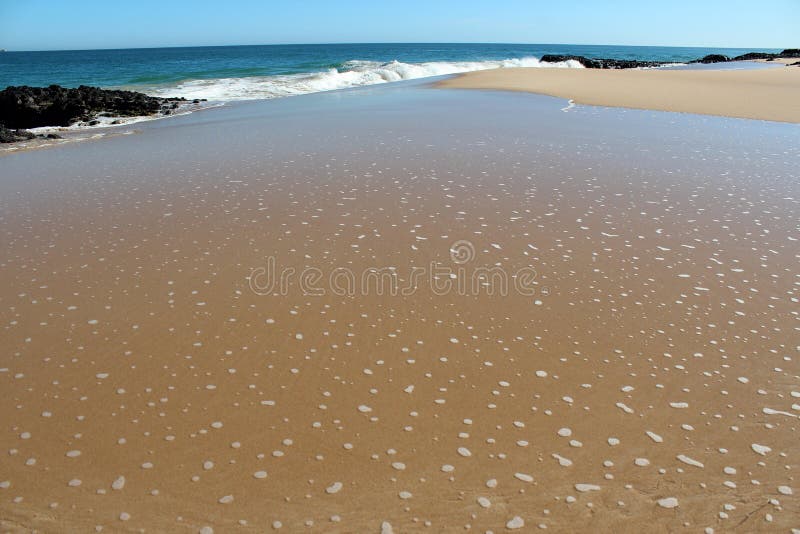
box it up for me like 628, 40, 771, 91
25, 101, 223, 137
145, 56, 585, 101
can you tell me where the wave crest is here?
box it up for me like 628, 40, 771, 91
145, 56, 583, 101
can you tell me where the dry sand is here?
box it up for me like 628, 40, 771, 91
0, 85, 798, 533
438, 64, 800, 123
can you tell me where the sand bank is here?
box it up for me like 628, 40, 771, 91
438, 64, 800, 123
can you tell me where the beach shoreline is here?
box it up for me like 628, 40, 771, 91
437, 62, 800, 123
2, 46, 797, 147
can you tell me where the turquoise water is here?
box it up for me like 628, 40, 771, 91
0, 43, 780, 101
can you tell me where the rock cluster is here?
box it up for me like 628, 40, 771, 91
0, 84, 187, 130
690, 49, 800, 64
540, 55, 665, 69
542, 48, 800, 69
0, 124, 36, 143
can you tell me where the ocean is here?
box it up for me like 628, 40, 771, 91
0, 43, 781, 102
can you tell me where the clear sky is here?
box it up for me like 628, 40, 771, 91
0, 0, 796, 51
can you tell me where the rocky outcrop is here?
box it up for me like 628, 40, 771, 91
0, 124, 36, 143
690, 54, 730, 64
697, 49, 800, 63
0, 85, 187, 130
732, 52, 776, 61
540, 55, 666, 69
543, 49, 800, 70
540, 55, 603, 68
0, 124, 64, 144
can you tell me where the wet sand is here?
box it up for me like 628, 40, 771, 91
756, 58, 800, 66
438, 64, 800, 123
0, 83, 798, 532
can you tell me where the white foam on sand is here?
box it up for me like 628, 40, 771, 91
658, 497, 679, 509
16, 101, 224, 142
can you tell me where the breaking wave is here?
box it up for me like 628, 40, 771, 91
144, 56, 584, 101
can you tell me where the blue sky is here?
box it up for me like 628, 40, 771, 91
0, 0, 796, 51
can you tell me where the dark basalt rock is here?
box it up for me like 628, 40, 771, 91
732, 52, 776, 61
599, 58, 666, 69
690, 54, 731, 64
693, 49, 800, 63
0, 85, 186, 130
540, 54, 602, 68
539, 54, 666, 69
0, 123, 68, 143
0, 124, 36, 143
542, 49, 800, 71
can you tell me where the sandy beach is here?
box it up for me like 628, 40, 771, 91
1, 80, 798, 532
438, 63, 800, 123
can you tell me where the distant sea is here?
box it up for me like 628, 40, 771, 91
0, 43, 781, 102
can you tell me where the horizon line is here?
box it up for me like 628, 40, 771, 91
0, 41, 789, 54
